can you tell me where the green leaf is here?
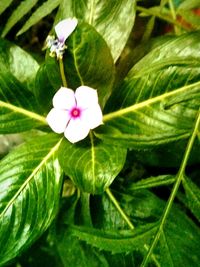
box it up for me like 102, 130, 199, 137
141, 112, 200, 266
2, 0, 39, 37
46, 22, 115, 108
183, 176, 200, 222
0, 0, 13, 15
17, 0, 61, 36
34, 63, 58, 113
91, 189, 200, 266
157, 210, 200, 267
56, 231, 109, 267
178, 0, 200, 10
69, 223, 158, 254
0, 64, 46, 134
97, 32, 200, 148
56, 0, 136, 61
0, 134, 63, 266
58, 135, 127, 194
0, 38, 39, 92
178, 10, 200, 29
129, 175, 175, 190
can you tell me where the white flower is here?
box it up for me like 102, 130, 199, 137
46, 17, 78, 59
46, 86, 103, 143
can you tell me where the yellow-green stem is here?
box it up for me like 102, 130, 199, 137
168, 0, 179, 34
59, 58, 67, 87
141, 110, 200, 267
106, 188, 134, 230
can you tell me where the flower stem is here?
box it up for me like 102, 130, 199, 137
59, 58, 67, 87
106, 188, 134, 230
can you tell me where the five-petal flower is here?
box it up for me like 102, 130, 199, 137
46, 17, 78, 59
46, 86, 103, 143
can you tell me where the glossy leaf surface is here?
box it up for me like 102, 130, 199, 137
56, 0, 136, 61
45, 22, 115, 109
0, 39, 39, 91
58, 136, 127, 194
0, 63, 46, 134
0, 134, 63, 266
99, 32, 200, 148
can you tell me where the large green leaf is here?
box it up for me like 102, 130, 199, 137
0, 38, 39, 91
0, 134, 63, 266
73, 189, 200, 266
0, 63, 46, 134
56, 0, 136, 61
45, 22, 115, 109
97, 32, 200, 148
58, 135, 127, 194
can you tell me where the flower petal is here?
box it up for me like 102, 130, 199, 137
53, 87, 76, 109
46, 108, 70, 133
82, 104, 103, 129
55, 18, 78, 43
75, 86, 98, 109
64, 118, 90, 143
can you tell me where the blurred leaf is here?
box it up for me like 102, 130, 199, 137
17, 0, 61, 36
0, 39, 39, 91
58, 136, 127, 194
0, 134, 63, 266
178, 0, 200, 10
178, 10, 200, 29
0, 63, 46, 134
183, 176, 200, 222
97, 32, 200, 148
0, 0, 13, 15
56, 0, 136, 61
2, 0, 39, 37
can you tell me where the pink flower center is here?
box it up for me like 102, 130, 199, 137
70, 107, 81, 119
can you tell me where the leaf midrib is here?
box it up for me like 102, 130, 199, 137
103, 81, 200, 122
0, 100, 46, 124
0, 138, 62, 219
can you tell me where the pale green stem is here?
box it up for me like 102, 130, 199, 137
59, 58, 67, 87
106, 188, 134, 230
168, 0, 179, 34
141, 110, 200, 267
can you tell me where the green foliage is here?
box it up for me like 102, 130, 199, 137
56, 0, 136, 61
99, 32, 200, 148
0, 0, 13, 15
0, 134, 63, 266
0, 0, 200, 266
1, 0, 39, 38
59, 136, 127, 194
